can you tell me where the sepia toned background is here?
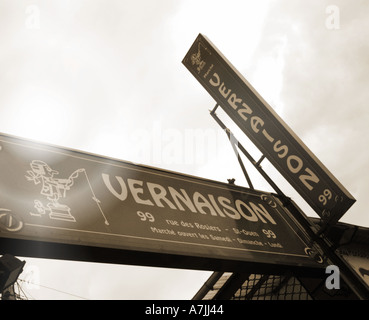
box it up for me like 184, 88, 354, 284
0, 0, 368, 299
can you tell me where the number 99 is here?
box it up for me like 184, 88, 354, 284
318, 195, 327, 205
137, 211, 155, 222
262, 229, 276, 238
318, 189, 332, 206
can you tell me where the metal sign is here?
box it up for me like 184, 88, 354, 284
182, 33, 355, 223
0, 133, 321, 270
338, 245, 369, 288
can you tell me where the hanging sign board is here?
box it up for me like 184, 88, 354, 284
338, 245, 369, 288
0, 133, 321, 270
182, 33, 355, 223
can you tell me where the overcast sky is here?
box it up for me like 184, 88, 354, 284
1, 0, 368, 299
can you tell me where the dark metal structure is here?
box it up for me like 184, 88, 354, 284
0, 254, 26, 300
193, 219, 369, 300
183, 34, 368, 300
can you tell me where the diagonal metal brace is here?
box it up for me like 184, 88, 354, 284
210, 104, 253, 189
210, 104, 286, 198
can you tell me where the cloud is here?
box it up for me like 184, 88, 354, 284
248, 0, 369, 226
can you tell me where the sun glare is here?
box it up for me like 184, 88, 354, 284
9, 84, 71, 144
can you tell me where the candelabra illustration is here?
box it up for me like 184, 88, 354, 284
25, 160, 109, 225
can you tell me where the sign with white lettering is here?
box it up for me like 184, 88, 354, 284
182, 34, 355, 223
0, 133, 321, 269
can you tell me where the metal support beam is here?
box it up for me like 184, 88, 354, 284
192, 272, 223, 300
210, 106, 286, 197
209, 106, 369, 300
283, 199, 369, 300
256, 155, 266, 168
212, 273, 250, 300
244, 274, 269, 300
210, 105, 254, 189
